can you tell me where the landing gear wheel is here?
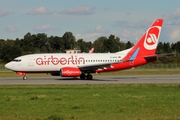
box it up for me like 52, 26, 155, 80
23, 76, 27, 80
80, 73, 86, 80
86, 74, 93, 80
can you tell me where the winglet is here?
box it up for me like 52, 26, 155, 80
89, 48, 94, 53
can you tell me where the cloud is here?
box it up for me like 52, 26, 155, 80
161, 8, 180, 42
61, 7, 96, 15
112, 19, 151, 43
173, 8, 180, 19
113, 20, 150, 29
118, 29, 144, 43
77, 8, 180, 43
34, 24, 51, 31
75, 23, 145, 43
95, 26, 107, 33
76, 25, 110, 41
114, 21, 133, 28
28, 6, 49, 15
5, 25, 18, 32
169, 27, 180, 41
0, 9, 12, 17
163, 8, 180, 23
87, 25, 109, 33
76, 33, 101, 42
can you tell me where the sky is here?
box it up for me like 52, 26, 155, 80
0, 0, 180, 43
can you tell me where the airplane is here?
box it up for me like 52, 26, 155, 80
5, 19, 163, 80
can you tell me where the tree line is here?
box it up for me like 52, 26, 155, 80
0, 32, 179, 64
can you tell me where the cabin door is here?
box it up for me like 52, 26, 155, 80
28, 57, 34, 66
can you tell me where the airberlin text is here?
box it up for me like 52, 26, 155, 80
36, 55, 85, 65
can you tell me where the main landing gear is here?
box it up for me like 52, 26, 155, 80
80, 73, 93, 80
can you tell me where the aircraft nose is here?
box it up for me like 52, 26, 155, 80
5, 62, 12, 70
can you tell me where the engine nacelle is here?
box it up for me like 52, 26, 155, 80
60, 67, 81, 77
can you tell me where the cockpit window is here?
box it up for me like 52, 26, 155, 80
13, 59, 21, 62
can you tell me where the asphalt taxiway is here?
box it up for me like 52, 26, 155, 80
0, 75, 180, 85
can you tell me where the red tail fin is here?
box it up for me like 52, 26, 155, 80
124, 19, 163, 60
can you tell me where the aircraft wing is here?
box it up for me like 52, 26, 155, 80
79, 63, 113, 71
143, 53, 174, 62
78, 60, 128, 72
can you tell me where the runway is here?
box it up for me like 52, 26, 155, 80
0, 75, 180, 85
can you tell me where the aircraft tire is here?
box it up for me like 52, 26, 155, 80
23, 76, 27, 80
86, 74, 93, 80
80, 73, 86, 80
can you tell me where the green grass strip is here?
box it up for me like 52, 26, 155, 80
0, 84, 180, 120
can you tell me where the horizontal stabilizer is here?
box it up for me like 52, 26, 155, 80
144, 55, 158, 62
144, 53, 174, 60
157, 53, 175, 57
144, 55, 157, 59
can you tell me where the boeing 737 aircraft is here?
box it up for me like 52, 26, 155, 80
5, 19, 163, 80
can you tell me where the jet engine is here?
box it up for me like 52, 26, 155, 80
60, 67, 81, 77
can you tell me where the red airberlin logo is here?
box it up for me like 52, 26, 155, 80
144, 26, 161, 50
36, 55, 85, 65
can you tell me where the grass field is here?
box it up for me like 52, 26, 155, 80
1, 66, 180, 119
0, 84, 180, 120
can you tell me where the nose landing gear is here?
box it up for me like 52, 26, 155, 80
16, 72, 27, 80
23, 76, 27, 80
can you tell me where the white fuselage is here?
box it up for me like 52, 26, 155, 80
5, 48, 131, 72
